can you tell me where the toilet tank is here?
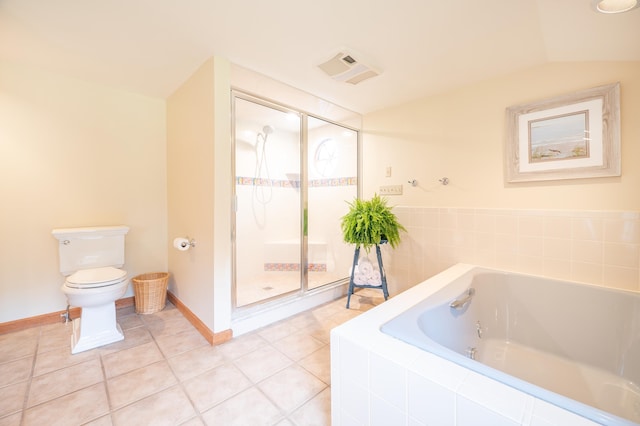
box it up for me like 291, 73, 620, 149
52, 225, 129, 275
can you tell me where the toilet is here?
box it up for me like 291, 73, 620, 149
52, 225, 130, 354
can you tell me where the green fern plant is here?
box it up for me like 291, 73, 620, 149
341, 194, 406, 252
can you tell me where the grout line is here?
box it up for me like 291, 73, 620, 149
1, 292, 382, 425
18, 327, 41, 424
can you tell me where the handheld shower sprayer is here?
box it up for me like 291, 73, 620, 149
254, 124, 274, 205
263, 125, 274, 136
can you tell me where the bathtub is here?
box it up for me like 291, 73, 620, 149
380, 266, 640, 425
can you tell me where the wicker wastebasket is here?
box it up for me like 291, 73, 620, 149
132, 272, 169, 314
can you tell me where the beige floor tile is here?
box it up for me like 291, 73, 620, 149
28, 358, 103, 407
309, 302, 343, 321
271, 331, 325, 361
167, 345, 226, 381
102, 341, 163, 378
115, 305, 136, 317
84, 415, 113, 426
0, 356, 33, 387
0, 411, 22, 426
22, 382, 109, 426
155, 328, 208, 358
216, 333, 268, 360
37, 323, 73, 354
111, 385, 196, 426
328, 308, 362, 325
139, 306, 183, 325
347, 290, 385, 311
302, 322, 336, 344
116, 313, 144, 331
99, 326, 153, 356
179, 417, 205, 426
0, 380, 28, 418
146, 316, 195, 338
287, 312, 323, 330
201, 387, 282, 426
32, 344, 98, 377
257, 320, 301, 343
233, 345, 293, 384
183, 363, 251, 412
1, 293, 373, 425
298, 345, 331, 384
106, 361, 177, 409
289, 387, 331, 426
257, 365, 327, 413
0, 328, 39, 364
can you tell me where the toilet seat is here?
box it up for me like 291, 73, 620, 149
66, 266, 127, 289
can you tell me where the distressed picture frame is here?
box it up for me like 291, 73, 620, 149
505, 83, 620, 183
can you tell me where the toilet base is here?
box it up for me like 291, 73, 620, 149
71, 318, 124, 354
70, 304, 124, 354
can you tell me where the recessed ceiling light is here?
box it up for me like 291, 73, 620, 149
591, 0, 640, 13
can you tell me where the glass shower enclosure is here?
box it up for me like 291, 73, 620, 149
232, 92, 359, 309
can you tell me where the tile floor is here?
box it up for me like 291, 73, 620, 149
0, 289, 385, 426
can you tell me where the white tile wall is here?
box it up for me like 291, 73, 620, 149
387, 208, 640, 293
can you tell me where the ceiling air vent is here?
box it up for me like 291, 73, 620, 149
317, 52, 380, 85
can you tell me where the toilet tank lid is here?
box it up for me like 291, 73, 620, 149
52, 225, 129, 240
67, 267, 127, 285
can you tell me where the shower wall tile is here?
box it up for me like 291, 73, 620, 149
387, 207, 640, 293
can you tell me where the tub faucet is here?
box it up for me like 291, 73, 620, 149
449, 288, 475, 310
466, 347, 477, 360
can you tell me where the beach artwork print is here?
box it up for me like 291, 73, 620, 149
528, 111, 589, 163
505, 83, 619, 182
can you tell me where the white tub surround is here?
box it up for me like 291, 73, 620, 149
331, 264, 637, 425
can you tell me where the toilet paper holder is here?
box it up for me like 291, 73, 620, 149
174, 237, 196, 250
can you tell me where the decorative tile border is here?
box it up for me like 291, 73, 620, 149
309, 177, 357, 187
236, 176, 356, 188
264, 263, 327, 272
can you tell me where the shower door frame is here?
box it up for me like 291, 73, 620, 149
231, 90, 361, 314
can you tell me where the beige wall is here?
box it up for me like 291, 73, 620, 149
363, 61, 640, 210
167, 57, 232, 334
0, 61, 167, 323
365, 61, 640, 293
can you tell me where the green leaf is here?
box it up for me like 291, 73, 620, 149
340, 193, 406, 252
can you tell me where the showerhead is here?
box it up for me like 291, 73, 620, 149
263, 125, 274, 135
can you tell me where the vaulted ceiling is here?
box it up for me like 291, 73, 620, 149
1, 0, 638, 113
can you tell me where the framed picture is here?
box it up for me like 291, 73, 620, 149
505, 83, 620, 183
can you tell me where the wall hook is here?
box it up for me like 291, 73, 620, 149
408, 179, 418, 187
439, 177, 449, 185
173, 237, 196, 251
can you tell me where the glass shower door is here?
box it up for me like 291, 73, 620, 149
233, 95, 302, 307
306, 117, 358, 289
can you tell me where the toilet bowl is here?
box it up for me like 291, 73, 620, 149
61, 266, 129, 354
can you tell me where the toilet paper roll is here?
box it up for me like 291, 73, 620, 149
173, 237, 190, 251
